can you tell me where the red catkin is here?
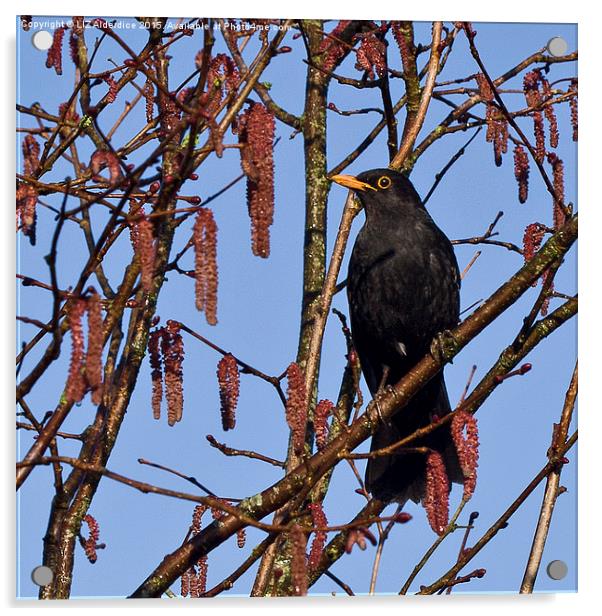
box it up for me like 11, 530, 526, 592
103, 74, 118, 104
204, 53, 240, 113
22, 135, 40, 176
568, 79, 578, 141
423, 451, 450, 535
290, 524, 308, 596
345, 527, 377, 553
66, 298, 87, 403
82, 514, 100, 564
451, 411, 480, 500
522, 223, 546, 263
217, 354, 239, 431
285, 363, 307, 456
182, 506, 209, 596
58, 101, 80, 125
319, 21, 351, 73
354, 32, 386, 80
236, 528, 246, 549
547, 153, 566, 229
46, 26, 66, 75
541, 269, 554, 317
391, 21, 414, 73
513, 144, 530, 204
308, 502, 328, 569
314, 399, 334, 451
192, 504, 206, 533
540, 75, 559, 149
86, 290, 104, 405
193, 208, 218, 325
523, 71, 546, 164
237, 102, 275, 258
181, 568, 192, 597
16, 184, 38, 241
89, 150, 123, 185
485, 106, 508, 167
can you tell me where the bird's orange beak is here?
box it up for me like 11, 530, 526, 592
329, 174, 376, 192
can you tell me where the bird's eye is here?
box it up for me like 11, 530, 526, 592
377, 176, 392, 190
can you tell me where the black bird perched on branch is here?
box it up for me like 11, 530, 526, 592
331, 168, 462, 506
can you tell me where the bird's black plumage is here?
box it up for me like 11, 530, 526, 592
339, 168, 462, 505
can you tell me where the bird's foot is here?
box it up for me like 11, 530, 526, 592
372, 385, 394, 426
430, 329, 459, 364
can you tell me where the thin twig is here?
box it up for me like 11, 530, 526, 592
205, 435, 285, 468
137, 458, 220, 497
303, 191, 361, 418
400, 498, 469, 594
519, 362, 577, 593
389, 22, 442, 170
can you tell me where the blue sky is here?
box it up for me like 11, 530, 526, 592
16, 16, 577, 599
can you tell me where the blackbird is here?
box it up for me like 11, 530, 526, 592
331, 168, 462, 506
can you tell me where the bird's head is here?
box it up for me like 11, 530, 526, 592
330, 168, 423, 219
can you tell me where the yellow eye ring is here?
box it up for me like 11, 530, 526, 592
377, 175, 392, 190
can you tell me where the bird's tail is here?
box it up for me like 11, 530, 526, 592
365, 372, 463, 506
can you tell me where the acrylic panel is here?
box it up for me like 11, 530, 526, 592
16, 16, 578, 599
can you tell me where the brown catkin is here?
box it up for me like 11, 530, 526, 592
86, 290, 104, 405
217, 354, 239, 431
136, 216, 156, 293
162, 321, 184, 426
493, 116, 508, 167
237, 102, 275, 258
193, 208, 218, 325
423, 451, 450, 535
148, 328, 164, 420
66, 298, 87, 403
475, 73, 494, 102
485, 105, 496, 143
143, 79, 154, 123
